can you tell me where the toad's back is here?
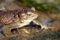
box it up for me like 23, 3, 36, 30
0, 7, 38, 25
0, 10, 20, 24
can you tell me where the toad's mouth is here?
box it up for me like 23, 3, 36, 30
17, 21, 41, 29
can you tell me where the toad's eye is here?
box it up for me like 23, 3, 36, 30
27, 12, 32, 16
28, 14, 31, 16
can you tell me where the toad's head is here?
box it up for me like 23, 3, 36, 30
18, 7, 38, 27
21, 7, 38, 22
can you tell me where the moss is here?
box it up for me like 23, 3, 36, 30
15, 0, 59, 13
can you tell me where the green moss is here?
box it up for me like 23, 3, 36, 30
16, 0, 59, 13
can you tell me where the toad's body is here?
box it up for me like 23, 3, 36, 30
0, 7, 38, 28
0, 7, 60, 31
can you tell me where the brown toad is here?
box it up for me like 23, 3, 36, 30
0, 7, 38, 28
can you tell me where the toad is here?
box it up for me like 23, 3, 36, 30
0, 7, 38, 28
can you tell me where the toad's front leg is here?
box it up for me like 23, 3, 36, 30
33, 17, 52, 30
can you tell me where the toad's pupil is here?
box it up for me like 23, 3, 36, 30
28, 14, 31, 16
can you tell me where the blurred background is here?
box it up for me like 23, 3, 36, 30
0, 0, 60, 40
0, 0, 60, 12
